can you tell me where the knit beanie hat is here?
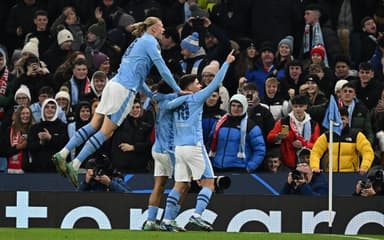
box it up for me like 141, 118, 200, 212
260, 41, 275, 53
190, 4, 209, 18
14, 85, 31, 101
22, 38, 39, 58
278, 35, 294, 52
310, 44, 325, 59
118, 13, 135, 28
202, 60, 220, 75
88, 20, 106, 38
334, 79, 349, 94
230, 94, 248, 115
92, 51, 109, 70
55, 90, 70, 102
57, 29, 74, 45
181, 32, 200, 53
304, 74, 320, 85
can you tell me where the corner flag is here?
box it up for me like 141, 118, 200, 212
322, 95, 343, 135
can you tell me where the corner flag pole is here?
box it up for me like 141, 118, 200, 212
328, 119, 333, 234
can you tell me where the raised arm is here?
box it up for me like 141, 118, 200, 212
147, 41, 181, 93
195, 50, 235, 102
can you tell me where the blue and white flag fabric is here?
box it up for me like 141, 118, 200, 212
322, 95, 343, 135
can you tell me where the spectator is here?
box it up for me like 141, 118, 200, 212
209, 94, 265, 173
180, 32, 207, 75
27, 98, 68, 172
353, 62, 383, 111
275, 35, 294, 71
55, 90, 73, 123
67, 59, 91, 107
301, 4, 342, 67
338, 82, 375, 144
240, 82, 274, 142
359, 16, 380, 63
260, 77, 289, 121
43, 27, 75, 73
30, 86, 66, 124
244, 41, 285, 98
267, 95, 321, 168
308, 63, 334, 98
369, 35, 384, 80
12, 55, 55, 103
301, 74, 328, 125
201, 60, 229, 111
0, 46, 15, 124
91, 51, 111, 78
279, 59, 305, 100
333, 55, 358, 82
54, 51, 86, 89
262, 151, 290, 173
334, 79, 349, 100
234, 39, 258, 82
1, 85, 32, 133
280, 155, 328, 196
67, 101, 91, 162
78, 154, 131, 192
310, 107, 374, 174
0, 106, 34, 174
84, 10, 107, 69
353, 165, 384, 196
96, 1, 125, 31
82, 71, 108, 103
50, 6, 84, 51
202, 89, 226, 151
110, 99, 154, 173
25, 10, 52, 57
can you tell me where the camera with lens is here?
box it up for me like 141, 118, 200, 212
88, 154, 114, 178
189, 175, 231, 193
373, 169, 384, 184
214, 176, 231, 193
360, 180, 372, 189
291, 169, 304, 180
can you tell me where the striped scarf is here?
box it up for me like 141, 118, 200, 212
303, 22, 329, 67
209, 113, 248, 159
0, 66, 9, 118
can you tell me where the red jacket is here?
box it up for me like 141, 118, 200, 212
267, 117, 320, 168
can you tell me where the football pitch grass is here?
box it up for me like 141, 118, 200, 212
2, 228, 384, 240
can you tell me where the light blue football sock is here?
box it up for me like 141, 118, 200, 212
65, 124, 96, 151
147, 205, 158, 222
75, 131, 106, 163
194, 187, 212, 216
163, 189, 180, 221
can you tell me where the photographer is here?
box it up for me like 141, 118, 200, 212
78, 154, 131, 192
353, 165, 384, 197
280, 148, 328, 196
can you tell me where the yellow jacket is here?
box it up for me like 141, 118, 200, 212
310, 128, 374, 172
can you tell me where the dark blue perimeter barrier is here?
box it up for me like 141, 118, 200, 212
0, 172, 366, 195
